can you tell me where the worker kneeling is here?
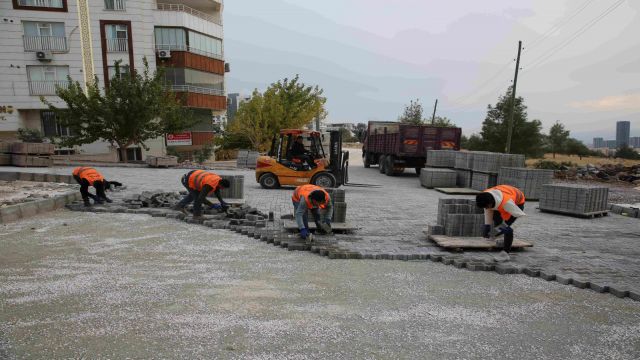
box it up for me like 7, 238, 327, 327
292, 184, 333, 240
475, 185, 526, 252
174, 170, 231, 219
72, 167, 122, 207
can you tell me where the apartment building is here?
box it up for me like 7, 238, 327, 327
0, 0, 226, 161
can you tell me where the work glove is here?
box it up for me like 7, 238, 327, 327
481, 224, 491, 238
323, 218, 331, 225
300, 228, 310, 239
210, 203, 222, 210
220, 201, 229, 211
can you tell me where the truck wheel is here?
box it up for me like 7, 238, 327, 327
259, 173, 280, 189
385, 155, 395, 176
378, 155, 386, 173
363, 152, 371, 168
311, 172, 337, 188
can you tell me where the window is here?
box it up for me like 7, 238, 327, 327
22, 21, 67, 51
163, 68, 224, 91
27, 65, 69, 95
104, 0, 125, 11
154, 27, 186, 51
188, 31, 222, 58
107, 65, 130, 79
15, 0, 65, 9
41, 110, 71, 137
105, 24, 128, 52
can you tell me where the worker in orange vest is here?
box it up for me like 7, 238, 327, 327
174, 170, 231, 218
475, 184, 526, 252
72, 167, 122, 207
292, 184, 333, 239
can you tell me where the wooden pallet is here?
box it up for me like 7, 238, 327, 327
434, 187, 482, 195
428, 235, 533, 250
282, 219, 357, 232
538, 208, 609, 219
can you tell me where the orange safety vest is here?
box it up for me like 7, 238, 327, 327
292, 184, 330, 209
187, 170, 222, 193
485, 185, 526, 221
72, 167, 104, 186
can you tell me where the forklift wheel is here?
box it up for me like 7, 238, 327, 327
311, 172, 337, 188
259, 173, 280, 189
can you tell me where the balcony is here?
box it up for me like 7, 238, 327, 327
28, 80, 68, 95
156, 44, 223, 61
17, 0, 64, 8
106, 38, 128, 52
23, 36, 68, 52
156, 3, 221, 25
104, 0, 126, 10
170, 84, 224, 96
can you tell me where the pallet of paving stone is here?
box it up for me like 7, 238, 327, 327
419, 167, 457, 188
497, 167, 553, 200
609, 204, 640, 219
470, 171, 497, 191
425, 150, 457, 168
538, 208, 609, 219
539, 183, 609, 217
219, 174, 244, 199
428, 235, 532, 250
471, 152, 525, 173
10, 154, 53, 167
282, 219, 356, 232
454, 169, 473, 187
434, 187, 481, 195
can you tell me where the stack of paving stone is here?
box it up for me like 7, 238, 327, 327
10, 142, 54, 167
326, 188, 347, 222
425, 150, 457, 168
419, 168, 457, 188
609, 204, 640, 219
453, 152, 475, 187
427, 198, 484, 237
539, 184, 609, 217
0, 142, 11, 166
497, 167, 554, 200
236, 150, 260, 169
146, 155, 178, 168
470, 152, 525, 191
219, 174, 244, 199
123, 191, 182, 209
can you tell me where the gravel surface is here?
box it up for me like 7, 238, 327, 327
1, 211, 640, 359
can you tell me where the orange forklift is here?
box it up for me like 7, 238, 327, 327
255, 129, 349, 189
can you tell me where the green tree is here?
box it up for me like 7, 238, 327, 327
398, 99, 424, 125
338, 127, 358, 142
479, 87, 545, 157
17, 128, 44, 143
547, 121, 569, 158
461, 134, 485, 151
614, 144, 640, 160
42, 59, 194, 162
353, 122, 367, 142
227, 75, 326, 151
430, 116, 456, 128
564, 138, 590, 159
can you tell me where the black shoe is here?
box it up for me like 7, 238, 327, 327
104, 197, 113, 203
83, 199, 91, 207
503, 232, 514, 252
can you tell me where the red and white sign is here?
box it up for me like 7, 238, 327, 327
166, 132, 192, 146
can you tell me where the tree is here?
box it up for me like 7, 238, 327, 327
614, 144, 640, 160
431, 116, 456, 128
398, 99, 424, 125
478, 87, 545, 157
353, 122, 367, 142
227, 75, 326, 151
42, 59, 194, 161
461, 134, 485, 151
564, 138, 590, 160
17, 128, 44, 143
338, 127, 358, 142
548, 121, 569, 158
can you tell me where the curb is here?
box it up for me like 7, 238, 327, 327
0, 191, 81, 224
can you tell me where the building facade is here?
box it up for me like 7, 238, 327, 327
592, 137, 605, 149
225, 92, 250, 125
0, 0, 226, 161
616, 121, 630, 148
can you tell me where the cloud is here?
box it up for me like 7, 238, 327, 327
569, 93, 640, 111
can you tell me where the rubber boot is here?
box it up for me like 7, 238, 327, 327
503, 232, 514, 252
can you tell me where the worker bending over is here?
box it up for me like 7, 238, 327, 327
475, 184, 526, 252
174, 170, 230, 218
292, 184, 333, 239
72, 167, 122, 207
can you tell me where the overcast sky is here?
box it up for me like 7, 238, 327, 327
223, 0, 640, 142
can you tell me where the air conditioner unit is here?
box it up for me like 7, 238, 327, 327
157, 50, 171, 59
36, 51, 53, 62
224, 62, 230, 73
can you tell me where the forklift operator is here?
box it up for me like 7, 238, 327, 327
290, 136, 315, 169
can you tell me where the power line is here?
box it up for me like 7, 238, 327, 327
526, 0, 596, 50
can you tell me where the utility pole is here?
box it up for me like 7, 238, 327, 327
431, 99, 438, 124
315, 114, 320, 131
505, 40, 522, 153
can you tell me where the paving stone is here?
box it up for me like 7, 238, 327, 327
589, 282, 609, 293
495, 264, 518, 275
555, 274, 573, 285
629, 289, 640, 301
539, 271, 556, 281
453, 259, 467, 268
523, 268, 540, 277
572, 278, 590, 289
609, 286, 629, 298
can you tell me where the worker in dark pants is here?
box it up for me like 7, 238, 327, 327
173, 170, 231, 219
72, 167, 122, 207
292, 184, 333, 240
475, 184, 526, 252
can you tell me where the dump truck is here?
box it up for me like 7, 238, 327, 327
362, 121, 462, 175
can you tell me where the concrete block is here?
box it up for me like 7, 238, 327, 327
609, 286, 629, 298
0, 206, 22, 223
572, 278, 590, 289
426, 150, 457, 167
471, 172, 498, 191
0, 172, 19, 181
428, 254, 442, 262
19, 201, 39, 217
523, 268, 540, 277
420, 168, 457, 188
466, 262, 487, 271
555, 274, 572, 285
453, 259, 467, 268
589, 282, 609, 293
37, 198, 56, 212
628, 289, 640, 301
18, 172, 34, 181
495, 264, 517, 275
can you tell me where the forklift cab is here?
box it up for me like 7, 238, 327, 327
269, 130, 326, 170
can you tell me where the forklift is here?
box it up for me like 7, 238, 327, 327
255, 129, 349, 189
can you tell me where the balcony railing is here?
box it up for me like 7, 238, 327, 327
156, 3, 222, 25
170, 84, 224, 96
28, 80, 68, 95
18, 0, 64, 8
104, 0, 125, 10
155, 44, 223, 61
23, 36, 68, 52
106, 38, 128, 52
